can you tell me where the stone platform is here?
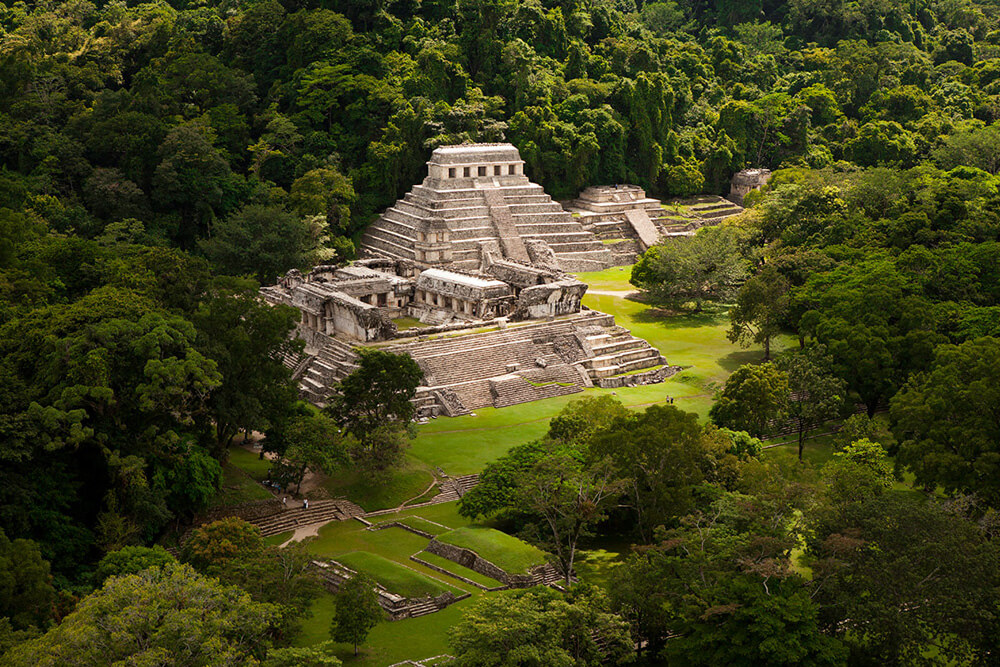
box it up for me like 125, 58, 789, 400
281, 311, 670, 416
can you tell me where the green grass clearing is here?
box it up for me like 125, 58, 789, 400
393, 316, 423, 330
416, 551, 504, 588
263, 531, 294, 547
333, 551, 461, 599
322, 454, 437, 511
296, 591, 477, 665
227, 446, 272, 482
373, 515, 451, 536
208, 462, 271, 508
436, 527, 546, 574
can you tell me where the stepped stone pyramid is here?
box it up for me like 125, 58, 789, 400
360, 143, 613, 272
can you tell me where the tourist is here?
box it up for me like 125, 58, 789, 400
303, 499, 309, 509
282, 496, 287, 506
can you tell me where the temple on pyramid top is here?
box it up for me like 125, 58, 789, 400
360, 143, 614, 272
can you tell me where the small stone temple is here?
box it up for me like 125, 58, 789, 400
360, 143, 614, 272
728, 168, 772, 205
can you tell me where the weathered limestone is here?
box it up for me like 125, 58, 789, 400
360, 143, 613, 272
728, 168, 772, 205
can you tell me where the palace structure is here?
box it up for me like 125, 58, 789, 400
262, 143, 710, 417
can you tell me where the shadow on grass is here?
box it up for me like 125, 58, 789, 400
629, 304, 729, 328
717, 349, 767, 372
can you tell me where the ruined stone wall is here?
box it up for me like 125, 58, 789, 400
729, 169, 772, 205
513, 280, 588, 319
325, 292, 396, 342
425, 539, 512, 585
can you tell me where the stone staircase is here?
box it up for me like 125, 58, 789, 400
388, 315, 606, 410
579, 329, 666, 381
382, 311, 672, 412
251, 499, 366, 538
405, 598, 441, 618
528, 562, 569, 586
489, 365, 583, 408
297, 337, 359, 404
362, 179, 613, 272
435, 474, 480, 502
480, 185, 530, 263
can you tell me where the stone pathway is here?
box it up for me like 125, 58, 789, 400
586, 289, 641, 299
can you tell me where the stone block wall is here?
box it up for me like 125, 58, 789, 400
425, 539, 511, 585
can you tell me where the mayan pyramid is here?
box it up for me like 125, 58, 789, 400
360, 143, 613, 272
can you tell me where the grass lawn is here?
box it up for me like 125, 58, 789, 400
263, 530, 294, 547
322, 454, 437, 511
373, 515, 452, 536
297, 591, 477, 665
227, 446, 272, 482
207, 462, 271, 508
393, 316, 423, 330
416, 551, 504, 588
334, 551, 462, 599
436, 527, 546, 574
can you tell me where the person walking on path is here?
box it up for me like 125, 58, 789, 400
282, 496, 287, 506
303, 498, 309, 509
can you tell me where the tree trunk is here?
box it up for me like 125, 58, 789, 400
798, 422, 805, 461
763, 335, 771, 361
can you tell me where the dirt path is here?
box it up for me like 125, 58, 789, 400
586, 289, 640, 298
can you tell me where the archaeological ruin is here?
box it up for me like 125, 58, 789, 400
263, 143, 771, 417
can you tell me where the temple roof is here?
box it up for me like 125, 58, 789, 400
429, 143, 522, 165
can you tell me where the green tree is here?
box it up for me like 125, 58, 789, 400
327, 349, 422, 473
449, 585, 632, 667
775, 348, 847, 461
590, 404, 739, 542
4, 563, 282, 666
201, 205, 316, 285
193, 279, 301, 459
632, 226, 750, 311
182, 517, 264, 571
330, 573, 383, 657
891, 337, 1000, 504
709, 363, 789, 438
151, 123, 239, 248
808, 494, 1000, 664
94, 545, 174, 585
611, 494, 845, 665
518, 454, 624, 584
728, 264, 790, 360
821, 439, 894, 505
270, 412, 346, 495
0, 529, 55, 632
289, 167, 356, 236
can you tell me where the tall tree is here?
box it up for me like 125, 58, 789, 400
200, 205, 316, 285
891, 336, 1000, 505
590, 404, 739, 542
709, 362, 789, 439
449, 586, 631, 667
632, 226, 750, 312
4, 563, 282, 666
728, 264, 790, 360
775, 348, 847, 460
193, 278, 301, 460
518, 455, 623, 585
330, 573, 383, 657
